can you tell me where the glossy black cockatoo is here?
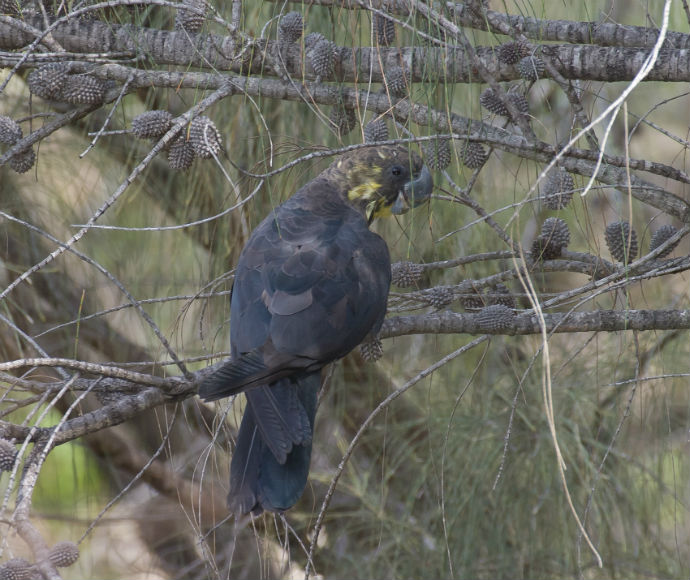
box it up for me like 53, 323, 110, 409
199, 145, 433, 515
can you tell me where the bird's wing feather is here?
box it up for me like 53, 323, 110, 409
200, 189, 391, 401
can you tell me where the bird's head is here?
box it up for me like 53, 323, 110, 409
330, 145, 433, 222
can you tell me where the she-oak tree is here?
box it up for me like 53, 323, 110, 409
0, 1, 689, 578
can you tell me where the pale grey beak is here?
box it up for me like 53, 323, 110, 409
403, 165, 433, 208
390, 191, 409, 215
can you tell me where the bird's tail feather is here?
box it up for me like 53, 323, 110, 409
246, 383, 313, 464
227, 373, 320, 514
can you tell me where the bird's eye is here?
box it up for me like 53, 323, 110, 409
391, 165, 403, 176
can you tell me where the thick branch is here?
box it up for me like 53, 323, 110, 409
381, 309, 690, 338
453, 3, 690, 49
4, 16, 690, 83
0, 363, 219, 444
290, 0, 690, 49
0, 388, 170, 443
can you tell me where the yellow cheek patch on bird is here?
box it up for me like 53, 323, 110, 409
366, 199, 392, 221
347, 181, 382, 203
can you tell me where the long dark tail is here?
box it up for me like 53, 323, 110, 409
228, 373, 320, 514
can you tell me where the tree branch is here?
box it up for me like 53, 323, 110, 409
4, 16, 690, 83
286, 0, 690, 49
381, 309, 690, 338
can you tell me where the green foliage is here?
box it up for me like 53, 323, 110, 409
303, 332, 689, 579
34, 438, 104, 511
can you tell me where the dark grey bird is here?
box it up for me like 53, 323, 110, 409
199, 145, 432, 514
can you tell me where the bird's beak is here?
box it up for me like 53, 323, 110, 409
391, 165, 433, 215
390, 191, 409, 215
403, 165, 433, 208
